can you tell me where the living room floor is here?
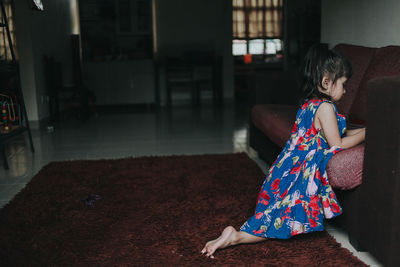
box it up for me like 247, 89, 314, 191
0, 100, 381, 266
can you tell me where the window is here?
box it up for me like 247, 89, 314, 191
233, 0, 283, 59
0, 0, 17, 61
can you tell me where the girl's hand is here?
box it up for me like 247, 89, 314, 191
316, 103, 365, 149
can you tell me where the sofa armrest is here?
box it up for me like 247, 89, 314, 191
355, 75, 400, 266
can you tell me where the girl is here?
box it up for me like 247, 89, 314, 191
201, 44, 366, 258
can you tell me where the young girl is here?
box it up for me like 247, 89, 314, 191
201, 44, 366, 258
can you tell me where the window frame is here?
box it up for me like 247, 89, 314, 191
0, 0, 17, 62
232, 0, 283, 60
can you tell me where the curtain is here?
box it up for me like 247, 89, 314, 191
0, 0, 17, 61
233, 0, 283, 39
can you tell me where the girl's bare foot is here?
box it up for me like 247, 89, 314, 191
201, 226, 237, 258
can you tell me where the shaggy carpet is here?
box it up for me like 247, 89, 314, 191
0, 153, 367, 266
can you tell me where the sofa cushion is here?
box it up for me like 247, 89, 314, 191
349, 45, 400, 124
327, 144, 364, 190
333, 44, 376, 117
251, 104, 298, 148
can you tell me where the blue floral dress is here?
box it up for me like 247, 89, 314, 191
240, 98, 346, 239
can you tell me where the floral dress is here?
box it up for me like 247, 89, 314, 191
240, 98, 346, 239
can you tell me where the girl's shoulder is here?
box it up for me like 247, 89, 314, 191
318, 101, 336, 114
316, 101, 345, 121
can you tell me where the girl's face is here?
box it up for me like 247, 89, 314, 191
320, 76, 347, 102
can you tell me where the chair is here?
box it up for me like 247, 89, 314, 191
186, 51, 221, 105
165, 57, 196, 107
165, 51, 222, 106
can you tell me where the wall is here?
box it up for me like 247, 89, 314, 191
321, 0, 400, 48
14, 0, 78, 121
155, 0, 234, 102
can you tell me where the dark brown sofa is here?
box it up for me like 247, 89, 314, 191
249, 43, 400, 267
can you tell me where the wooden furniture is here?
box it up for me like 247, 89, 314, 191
79, 0, 155, 107
83, 60, 155, 106
166, 51, 221, 106
165, 56, 196, 106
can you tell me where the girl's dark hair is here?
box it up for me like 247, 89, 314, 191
299, 43, 352, 103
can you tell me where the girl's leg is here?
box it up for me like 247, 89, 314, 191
201, 226, 266, 258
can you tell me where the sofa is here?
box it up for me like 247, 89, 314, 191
249, 43, 400, 267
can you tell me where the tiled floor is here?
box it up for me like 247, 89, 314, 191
0, 101, 382, 266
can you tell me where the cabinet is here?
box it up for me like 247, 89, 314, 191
79, 0, 155, 106
79, 0, 153, 62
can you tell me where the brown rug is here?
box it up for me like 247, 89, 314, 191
0, 153, 367, 266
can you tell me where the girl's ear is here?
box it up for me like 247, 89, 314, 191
321, 75, 331, 90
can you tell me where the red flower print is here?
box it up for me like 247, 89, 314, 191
309, 201, 319, 211
311, 209, 320, 218
302, 101, 310, 109
310, 123, 319, 135
292, 230, 299, 236
281, 215, 288, 221
253, 229, 263, 235
315, 169, 322, 179
281, 189, 288, 199
290, 164, 301, 174
271, 179, 280, 191
298, 144, 309, 150
316, 170, 328, 186
257, 190, 270, 205
296, 136, 304, 145
295, 199, 302, 205
322, 199, 330, 208
291, 123, 298, 133
305, 122, 317, 137
331, 202, 341, 213
308, 195, 320, 210
309, 218, 317, 228
312, 99, 323, 104
260, 190, 270, 201
332, 148, 342, 155
255, 212, 263, 219
321, 175, 328, 186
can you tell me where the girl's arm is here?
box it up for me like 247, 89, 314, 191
346, 128, 365, 136
316, 103, 366, 149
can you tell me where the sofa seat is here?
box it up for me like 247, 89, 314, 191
251, 104, 297, 147
251, 104, 363, 190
